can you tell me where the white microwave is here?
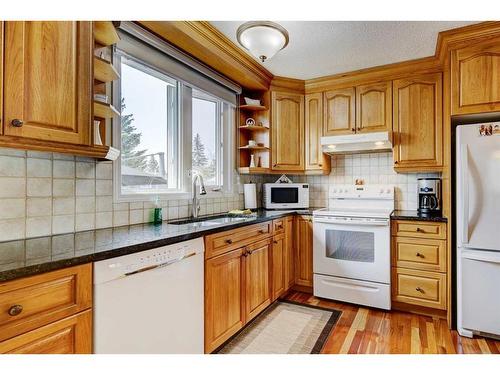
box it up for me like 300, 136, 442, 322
263, 183, 309, 209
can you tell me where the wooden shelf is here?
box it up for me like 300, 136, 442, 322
239, 145, 269, 150
94, 57, 119, 84
94, 21, 120, 46
94, 101, 120, 119
239, 104, 267, 111
239, 125, 269, 132
238, 167, 270, 174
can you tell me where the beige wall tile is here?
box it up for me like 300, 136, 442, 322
96, 162, 112, 179
53, 160, 75, 178
0, 240, 25, 263
52, 214, 75, 234
96, 196, 113, 212
0, 199, 26, 219
76, 196, 96, 214
53, 197, 75, 215
76, 162, 95, 179
27, 158, 52, 178
0, 156, 26, 177
0, 218, 25, 241
113, 210, 129, 227
0, 177, 26, 198
27, 177, 52, 197
27, 197, 52, 217
76, 179, 95, 196
0, 148, 26, 157
75, 213, 95, 231
129, 209, 143, 225
26, 216, 52, 237
96, 212, 113, 229
96, 179, 113, 196
26, 237, 51, 260
53, 179, 75, 197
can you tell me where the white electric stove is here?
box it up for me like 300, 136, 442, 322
313, 185, 394, 310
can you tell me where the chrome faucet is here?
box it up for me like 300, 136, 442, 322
192, 173, 207, 218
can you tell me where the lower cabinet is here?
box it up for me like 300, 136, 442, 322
284, 216, 295, 290
271, 232, 286, 301
0, 263, 93, 354
0, 310, 92, 354
245, 239, 272, 321
295, 215, 314, 288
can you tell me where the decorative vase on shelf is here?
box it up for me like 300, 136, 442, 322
94, 120, 103, 146
249, 154, 256, 168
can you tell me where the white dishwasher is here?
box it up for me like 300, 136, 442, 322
93, 237, 204, 354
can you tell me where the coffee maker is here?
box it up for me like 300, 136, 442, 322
417, 178, 441, 213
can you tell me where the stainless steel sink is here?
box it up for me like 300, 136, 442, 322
169, 215, 253, 228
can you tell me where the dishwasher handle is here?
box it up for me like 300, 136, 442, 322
124, 252, 197, 277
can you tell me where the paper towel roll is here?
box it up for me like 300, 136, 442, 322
243, 183, 257, 210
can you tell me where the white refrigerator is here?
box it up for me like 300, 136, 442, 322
456, 122, 500, 338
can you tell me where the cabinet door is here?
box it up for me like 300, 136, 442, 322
284, 216, 295, 291
295, 216, 313, 287
271, 233, 285, 301
0, 310, 91, 354
451, 40, 500, 115
323, 87, 355, 136
305, 93, 330, 173
3, 21, 92, 145
271, 91, 305, 171
205, 248, 245, 353
244, 239, 272, 321
393, 73, 443, 171
356, 81, 392, 133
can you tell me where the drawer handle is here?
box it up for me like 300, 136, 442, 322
277, 225, 283, 229
416, 252, 425, 258
225, 239, 233, 244
258, 229, 265, 234
242, 251, 249, 257
11, 119, 24, 127
416, 228, 424, 233
273, 240, 278, 244
415, 287, 425, 293
8, 304, 23, 316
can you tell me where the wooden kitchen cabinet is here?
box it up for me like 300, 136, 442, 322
2, 21, 92, 145
356, 81, 392, 134
451, 39, 500, 115
205, 248, 245, 353
271, 233, 286, 301
392, 72, 443, 172
0, 263, 92, 353
294, 215, 314, 288
305, 93, 330, 174
0, 310, 92, 354
244, 239, 272, 321
271, 91, 305, 171
323, 87, 356, 136
284, 216, 295, 291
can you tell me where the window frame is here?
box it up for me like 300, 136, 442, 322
112, 47, 235, 203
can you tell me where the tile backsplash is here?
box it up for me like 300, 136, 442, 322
0, 148, 244, 241
241, 151, 440, 211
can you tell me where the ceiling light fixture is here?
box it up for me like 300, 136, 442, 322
236, 21, 289, 63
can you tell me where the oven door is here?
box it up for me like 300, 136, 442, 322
313, 216, 390, 284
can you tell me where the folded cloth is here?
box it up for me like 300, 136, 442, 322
227, 209, 253, 215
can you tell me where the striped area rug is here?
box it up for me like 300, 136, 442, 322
217, 301, 341, 354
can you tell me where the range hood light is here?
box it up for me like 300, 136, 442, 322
374, 141, 385, 146
320, 131, 392, 155
328, 145, 336, 149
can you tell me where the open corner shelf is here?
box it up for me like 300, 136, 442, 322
94, 21, 120, 47
94, 101, 120, 119
238, 145, 269, 151
238, 167, 270, 174
239, 104, 268, 111
239, 125, 269, 132
94, 56, 119, 84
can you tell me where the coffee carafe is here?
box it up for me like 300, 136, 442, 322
417, 178, 441, 213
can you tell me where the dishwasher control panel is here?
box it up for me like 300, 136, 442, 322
93, 237, 204, 284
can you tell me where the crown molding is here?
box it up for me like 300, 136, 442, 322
136, 21, 274, 90
270, 76, 305, 93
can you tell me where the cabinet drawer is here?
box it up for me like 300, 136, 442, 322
0, 264, 92, 342
392, 268, 446, 310
392, 220, 446, 239
0, 310, 92, 354
272, 218, 285, 234
205, 222, 272, 259
392, 237, 447, 272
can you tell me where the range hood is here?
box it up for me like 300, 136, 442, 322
321, 131, 392, 155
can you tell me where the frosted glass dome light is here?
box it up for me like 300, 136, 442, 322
237, 21, 289, 62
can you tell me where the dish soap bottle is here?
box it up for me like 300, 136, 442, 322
153, 197, 162, 225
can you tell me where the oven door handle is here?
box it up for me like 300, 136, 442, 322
313, 217, 389, 226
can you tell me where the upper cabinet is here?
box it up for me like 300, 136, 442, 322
356, 81, 392, 134
305, 93, 330, 173
3, 22, 92, 145
392, 73, 443, 172
451, 40, 500, 115
323, 87, 355, 136
271, 91, 305, 171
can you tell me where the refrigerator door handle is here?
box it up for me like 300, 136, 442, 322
461, 144, 469, 245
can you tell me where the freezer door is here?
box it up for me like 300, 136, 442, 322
461, 249, 500, 336
457, 124, 500, 251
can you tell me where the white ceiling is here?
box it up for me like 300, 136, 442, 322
210, 21, 477, 80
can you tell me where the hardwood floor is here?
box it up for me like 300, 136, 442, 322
283, 291, 500, 354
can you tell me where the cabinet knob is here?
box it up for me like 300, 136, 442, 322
273, 163, 277, 167
225, 239, 233, 244
273, 240, 278, 244
394, 161, 398, 164
416, 252, 425, 258
247, 250, 253, 255
8, 304, 23, 316
318, 164, 323, 167
258, 229, 265, 234
11, 119, 24, 127
351, 128, 355, 132
415, 287, 424, 293
416, 228, 423, 233
242, 251, 248, 257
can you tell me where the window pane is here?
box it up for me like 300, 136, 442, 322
192, 93, 220, 186
120, 57, 179, 195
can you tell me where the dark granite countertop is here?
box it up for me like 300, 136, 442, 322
0, 209, 316, 283
391, 210, 448, 223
